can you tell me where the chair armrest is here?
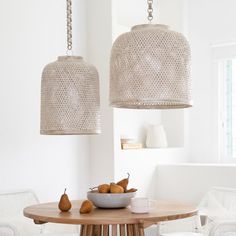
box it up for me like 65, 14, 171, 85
209, 221, 236, 236
0, 222, 20, 236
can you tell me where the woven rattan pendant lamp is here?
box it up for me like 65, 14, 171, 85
40, 0, 100, 135
110, 0, 192, 109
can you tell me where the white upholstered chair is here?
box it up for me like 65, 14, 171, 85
0, 189, 79, 236
160, 187, 236, 236
209, 221, 236, 236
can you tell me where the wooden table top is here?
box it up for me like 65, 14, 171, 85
24, 200, 198, 226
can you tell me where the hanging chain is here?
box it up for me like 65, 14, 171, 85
67, 0, 72, 52
147, 0, 154, 23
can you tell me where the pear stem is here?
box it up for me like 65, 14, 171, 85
64, 188, 67, 194
127, 173, 130, 179
90, 186, 98, 191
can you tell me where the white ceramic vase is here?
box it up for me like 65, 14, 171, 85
146, 124, 168, 148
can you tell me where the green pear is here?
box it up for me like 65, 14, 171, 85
58, 188, 72, 212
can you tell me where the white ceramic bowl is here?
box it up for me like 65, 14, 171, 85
87, 191, 136, 209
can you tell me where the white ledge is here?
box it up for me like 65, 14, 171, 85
156, 163, 236, 167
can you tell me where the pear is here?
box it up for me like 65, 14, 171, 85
98, 184, 110, 193
126, 188, 138, 193
58, 189, 72, 212
80, 200, 93, 214
116, 173, 130, 191
110, 183, 124, 193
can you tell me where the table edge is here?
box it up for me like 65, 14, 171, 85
24, 202, 198, 225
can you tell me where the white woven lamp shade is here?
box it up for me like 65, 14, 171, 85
40, 56, 100, 135
110, 24, 192, 109
40, 0, 100, 135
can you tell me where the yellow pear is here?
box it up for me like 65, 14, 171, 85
98, 184, 110, 193
116, 173, 130, 191
110, 183, 124, 193
58, 189, 72, 212
80, 200, 93, 214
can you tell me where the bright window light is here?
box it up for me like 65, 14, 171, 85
220, 59, 236, 159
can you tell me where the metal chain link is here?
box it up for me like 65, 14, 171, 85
147, 0, 153, 23
67, 0, 72, 52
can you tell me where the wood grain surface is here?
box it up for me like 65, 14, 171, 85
24, 200, 197, 226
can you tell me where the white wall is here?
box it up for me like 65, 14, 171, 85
187, 0, 236, 163
158, 0, 188, 33
88, 0, 115, 187
114, 148, 187, 198
112, 0, 189, 151
0, 0, 90, 202
152, 1, 236, 206
111, 0, 190, 201
155, 164, 236, 204
2, 0, 235, 208
112, 0, 236, 165
114, 0, 186, 32
115, 0, 157, 28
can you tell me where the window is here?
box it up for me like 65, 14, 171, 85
212, 43, 236, 162
219, 58, 236, 160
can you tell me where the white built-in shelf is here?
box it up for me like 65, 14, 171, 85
119, 147, 185, 157
114, 109, 185, 150
116, 147, 187, 165
121, 147, 183, 151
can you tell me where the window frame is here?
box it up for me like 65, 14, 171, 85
212, 43, 236, 163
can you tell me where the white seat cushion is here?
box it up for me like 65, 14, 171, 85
161, 233, 204, 236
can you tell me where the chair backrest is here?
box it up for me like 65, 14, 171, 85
0, 189, 79, 235
0, 189, 39, 219
209, 221, 236, 236
199, 187, 236, 220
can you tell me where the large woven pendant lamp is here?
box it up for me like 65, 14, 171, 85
40, 0, 100, 135
110, 0, 192, 109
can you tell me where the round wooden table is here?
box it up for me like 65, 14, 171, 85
24, 200, 198, 236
